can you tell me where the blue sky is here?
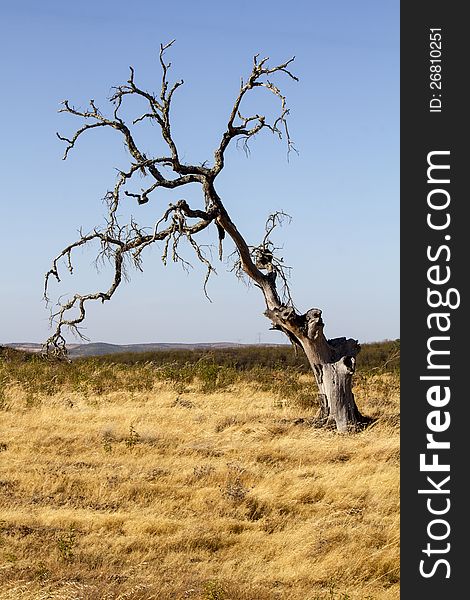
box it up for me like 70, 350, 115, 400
0, 1, 399, 345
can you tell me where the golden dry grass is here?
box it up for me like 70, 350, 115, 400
0, 363, 399, 600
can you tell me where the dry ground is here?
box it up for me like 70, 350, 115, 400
0, 363, 399, 599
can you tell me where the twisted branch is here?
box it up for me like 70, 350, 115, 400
213, 54, 298, 174
45, 43, 298, 355
44, 202, 217, 355
229, 211, 294, 307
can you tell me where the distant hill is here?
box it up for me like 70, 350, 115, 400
4, 341, 284, 358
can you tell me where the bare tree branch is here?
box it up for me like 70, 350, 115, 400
228, 211, 294, 307
212, 54, 298, 175
44, 199, 218, 355
46, 43, 299, 356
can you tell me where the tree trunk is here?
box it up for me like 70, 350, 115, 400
265, 306, 368, 432
305, 343, 365, 432
213, 194, 368, 433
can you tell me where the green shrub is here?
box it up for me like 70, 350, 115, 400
0, 340, 399, 400
203, 581, 225, 600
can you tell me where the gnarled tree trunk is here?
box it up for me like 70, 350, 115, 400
216, 200, 367, 433
265, 306, 367, 432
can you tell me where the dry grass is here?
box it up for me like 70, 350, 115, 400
0, 359, 399, 599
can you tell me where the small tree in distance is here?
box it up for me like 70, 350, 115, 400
45, 41, 369, 432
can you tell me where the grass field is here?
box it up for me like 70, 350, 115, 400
0, 345, 399, 599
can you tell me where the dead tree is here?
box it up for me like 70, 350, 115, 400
45, 41, 369, 432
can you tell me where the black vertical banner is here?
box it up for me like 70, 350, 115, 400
401, 3, 467, 598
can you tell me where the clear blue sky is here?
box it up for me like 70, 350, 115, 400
0, 0, 399, 345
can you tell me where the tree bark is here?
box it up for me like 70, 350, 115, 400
264, 306, 367, 432
304, 336, 366, 432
